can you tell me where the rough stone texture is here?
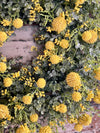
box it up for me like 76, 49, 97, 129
0, 26, 42, 64
0, 26, 100, 133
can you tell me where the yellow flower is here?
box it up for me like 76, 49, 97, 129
58, 104, 67, 113
16, 124, 30, 133
13, 18, 23, 29
86, 91, 94, 101
0, 104, 10, 119
93, 96, 100, 104
0, 62, 7, 73
36, 78, 46, 88
72, 91, 82, 102
30, 113, 38, 122
15, 104, 24, 110
80, 104, 86, 111
1, 19, 11, 26
84, 66, 91, 72
79, 114, 92, 126
46, 27, 52, 32
39, 126, 52, 133
45, 41, 55, 50
75, 0, 85, 6
49, 121, 57, 127
82, 30, 98, 44
22, 95, 32, 105
52, 16, 67, 34
6, 31, 14, 36
0, 31, 7, 42
94, 67, 100, 80
59, 121, 65, 126
74, 124, 83, 132
68, 118, 78, 124
60, 39, 69, 49
66, 72, 81, 88
3, 77, 12, 87
50, 55, 61, 64
53, 104, 67, 113
1, 121, 7, 126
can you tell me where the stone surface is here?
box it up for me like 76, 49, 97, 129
0, 26, 100, 133
0, 26, 42, 63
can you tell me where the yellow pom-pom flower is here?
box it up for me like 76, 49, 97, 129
30, 113, 38, 122
88, 30, 98, 44
79, 114, 92, 126
36, 78, 46, 88
82, 30, 98, 44
3, 77, 12, 87
50, 55, 61, 64
60, 39, 69, 49
16, 124, 30, 133
58, 104, 67, 113
13, 18, 23, 29
0, 62, 7, 73
0, 31, 7, 42
53, 104, 67, 113
74, 124, 83, 132
94, 67, 100, 80
72, 91, 82, 102
52, 16, 67, 34
39, 126, 52, 133
45, 41, 55, 50
22, 95, 32, 105
93, 96, 100, 104
66, 72, 81, 88
0, 104, 10, 119
82, 31, 92, 42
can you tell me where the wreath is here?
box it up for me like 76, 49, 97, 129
0, 0, 100, 133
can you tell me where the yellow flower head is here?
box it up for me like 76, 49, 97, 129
76, 0, 85, 6
50, 55, 61, 64
30, 113, 38, 122
22, 95, 32, 105
15, 104, 24, 110
86, 91, 94, 101
3, 77, 12, 87
39, 126, 52, 133
45, 41, 55, 50
0, 104, 10, 119
68, 118, 78, 124
72, 91, 82, 102
82, 30, 98, 44
0, 62, 7, 73
82, 31, 92, 42
93, 96, 100, 104
13, 18, 23, 29
53, 104, 67, 113
0, 31, 7, 42
74, 124, 83, 132
60, 39, 69, 49
36, 78, 46, 88
58, 104, 67, 113
52, 16, 67, 34
16, 124, 30, 133
79, 114, 92, 126
66, 72, 81, 88
1, 19, 11, 26
94, 67, 100, 80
